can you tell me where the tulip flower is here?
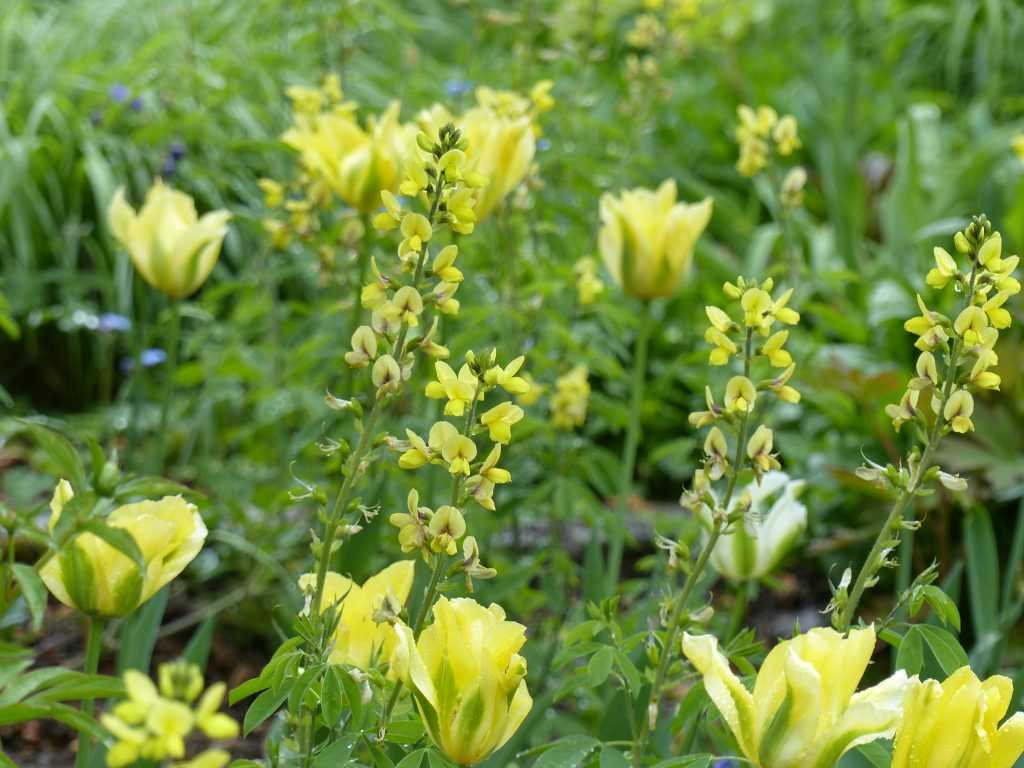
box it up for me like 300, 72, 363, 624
598, 179, 712, 300
459, 105, 535, 220
391, 596, 532, 765
282, 101, 414, 213
108, 181, 230, 300
682, 625, 912, 768
703, 471, 807, 582
893, 665, 1024, 767
40, 488, 207, 618
298, 560, 414, 669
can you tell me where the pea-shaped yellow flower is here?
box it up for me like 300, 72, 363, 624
40, 490, 207, 618
283, 101, 414, 213
392, 597, 532, 766
599, 180, 713, 300
682, 625, 912, 768
108, 181, 230, 300
893, 665, 1024, 768
298, 560, 414, 669
459, 105, 535, 220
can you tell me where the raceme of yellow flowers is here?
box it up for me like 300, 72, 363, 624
598, 178, 713, 300
734, 104, 801, 178
40, 482, 207, 618
887, 222, 1019, 438
103, 660, 238, 768
108, 181, 231, 300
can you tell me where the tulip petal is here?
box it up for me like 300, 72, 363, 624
682, 633, 758, 758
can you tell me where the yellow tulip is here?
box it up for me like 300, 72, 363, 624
893, 665, 1024, 767
40, 490, 207, 618
459, 105, 535, 220
108, 180, 230, 300
298, 560, 414, 669
682, 625, 912, 768
282, 101, 414, 213
599, 180, 713, 300
391, 597, 532, 766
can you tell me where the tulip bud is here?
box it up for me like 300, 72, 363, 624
108, 182, 230, 300
40, 493, 207, 618
391, 597, 532, 766
599, 180, 713, 300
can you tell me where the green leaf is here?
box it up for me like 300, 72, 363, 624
587, 647, 614, 687
921, 585, 961, 631
894, 627, 923, 675
19, 421, 86, 489
395, 749, 426, 768
115, 476, 201, 501
917, 624, 969, 677
10, 564, 47, 631
230, 676, 271, 706
599, 747, 629, 768
79, 521, 144, 573
320, 667, 344, 727
312, 735, 358, 768
118, 587, 169, 674
965, 507, 999, 637
853, 741, 892, 767
243, 681, 293, 736
340, 667, 364, 728
531, 735, 600, 768
183, 616, 217, 669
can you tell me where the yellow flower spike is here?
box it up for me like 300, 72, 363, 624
761, 330, 792, 368
425, 362, 477, 416
927, 246, 959, 289
467, 444, 510, 511
885, 389, 920, 433
158, 660, 203, 703
40, 492, 206, 619
371, 354, 402, 393
978, 231, 1003, 270
780, 167, 808, 209
391, 597, 532, 766
893, 665, 1024, 768
428, 506, 467, 555
574, 257, 605, 306
705, 305, 733, 332
772, 115, 801, 155
551, 366, 591, 429
108, 182, 231, 300
916, 351, 939, 386
297, 561, 415, 669
599, 180, 713, 300
682, 626, 913, 768
724, 376, 757, 414
400, 212, 432, 249
433, 281, 462, 316
480, 402, 525, 445
432, 245, 464, 283
529, 79, 555, 116
145, 697, 194, 758
428, 421, 459, 453
770, 287, 800, 326
704, 426, 729, 481
257, 178, 284, 208
485, 356, 530, 395
399, 429, 432, 470
705, 327, 738, 366
390, 490, 431, 553
746, 424, 781, 475
740, 287, 773, 330
102, 713, 147, 767
954, 305, 989, 343
194, 682, 239, 740
944, 388, 975, 433
344, 325, 378, 368
904, 294, 949, 351
441, 432, 478, 476
983, 291, 1013, 329
391, 286, 424, 327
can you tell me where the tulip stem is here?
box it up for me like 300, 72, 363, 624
154, 300, 181, 473
607, 301, 652, 595
835, 265, 978, 632
75, 616, 104, 768
632, 329, 754, 767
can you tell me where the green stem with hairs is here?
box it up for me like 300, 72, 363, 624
632, 329, 755, 767
835, 266, 978, 631
607, 300, 653, 595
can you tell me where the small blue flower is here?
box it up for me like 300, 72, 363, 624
161, 156, 179, 177
712, 760, 738, 768
169, 141, 186, 161
97, 313, 132, 333
120, 348, 167, 373
129, 96, 144, 112
445, 79, 472, 98
537, 138, 551, 152
109, 83, 130, 103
